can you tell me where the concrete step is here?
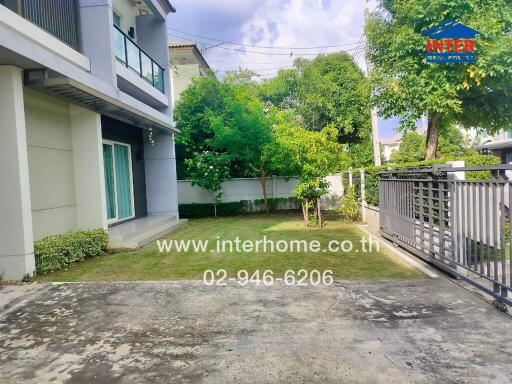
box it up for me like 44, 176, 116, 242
119, 219, 188, 249
108, 216, 187, 249
109, 215, 177, 243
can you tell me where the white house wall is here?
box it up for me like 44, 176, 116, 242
171, 63, 200, 104
0, 66, 35, 280
144, 131, 179, 216
25, 89, 78, 240
112, 0, 146, 42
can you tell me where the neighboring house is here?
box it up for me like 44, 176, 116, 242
476, 129, 512, 164
380, 135, 401, 162
169, 40, 214, 105
0, 0, 180, 280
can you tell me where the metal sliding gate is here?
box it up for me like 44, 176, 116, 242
379, 165, 512, 307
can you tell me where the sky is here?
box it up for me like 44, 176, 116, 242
166, 0, 400, 139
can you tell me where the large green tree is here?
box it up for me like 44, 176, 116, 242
294, 53, 371, 144
210, 82, 277, 214
260, 53, 372, 147
367, 0, 512, 159
173, 77, 224, 178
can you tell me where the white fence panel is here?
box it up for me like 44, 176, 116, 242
177, 174, 343, 210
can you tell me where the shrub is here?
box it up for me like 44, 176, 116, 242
179, 201, 249, 218
356, 154, 500, 207
340, 185, 360, 222
179, 197, 301, 218
34, 229, 108, 275
252, 197, 300, 212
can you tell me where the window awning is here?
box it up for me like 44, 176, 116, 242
476, 140, 512, 151
24, 69, 176, 133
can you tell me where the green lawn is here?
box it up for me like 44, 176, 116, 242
35, 213, 422, 282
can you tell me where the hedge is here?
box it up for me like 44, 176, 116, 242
34, 229, 108, 275
179, 197, 300, 218
344, 154, 501, 207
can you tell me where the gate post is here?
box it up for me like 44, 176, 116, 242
447, 160, 466, 276
360, 169, 366, 222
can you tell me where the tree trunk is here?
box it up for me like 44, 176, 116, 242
260, 176, 269, 215
317, 198, 322, 228
302, 201, 309, 229
425, 112, 442, 160
213, 192, 217, 218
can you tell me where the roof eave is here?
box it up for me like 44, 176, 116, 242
158, 0, 176, 14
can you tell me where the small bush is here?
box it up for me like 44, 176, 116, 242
34, 229, 108, 275
179, 201, 249, 218
340, 185, 360, 221
252, 197, 300, 212
179, 197, 300, 218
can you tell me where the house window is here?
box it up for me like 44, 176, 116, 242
103, 140, 135, 223
113, 11, 122, 28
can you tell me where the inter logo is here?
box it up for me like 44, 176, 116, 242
421, 20, 481, 63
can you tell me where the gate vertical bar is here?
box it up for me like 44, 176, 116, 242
485, 183, 491, 276
439, 181, 445, 261
428, 175, 434, 258
461, 182, 467, 267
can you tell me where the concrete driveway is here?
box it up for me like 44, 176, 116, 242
0, 279, 511, 384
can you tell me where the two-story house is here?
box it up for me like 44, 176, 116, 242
477, 129, 512, 165
169, 40, 214, 105
0, 0, 180, 280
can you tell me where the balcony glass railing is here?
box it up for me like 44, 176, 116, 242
113, 25, 164, 93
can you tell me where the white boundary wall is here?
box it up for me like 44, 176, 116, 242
177, 174, 343, 210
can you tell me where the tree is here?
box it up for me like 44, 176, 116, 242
346, 140, 374, 168
390, 131, 426, 163
173, 77, 224, 178
185, 151, 231, 217
294, 53, 371, 144
366, 0, 512, 159
259, 54, 372, 148
272, 123, 349, 228
258, 68, 300, 110
390, 126, 476, 163
210, 83, 277, 214
437, 125, 476, 157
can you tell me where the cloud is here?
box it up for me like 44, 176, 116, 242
168, 0, 379, 77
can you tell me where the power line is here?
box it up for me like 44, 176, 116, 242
351, 33, 367, 64
170, 33, 359, 56
206, 59, 294, 65
168, 27, 362, 50
213, 64, 294, 73
211, 45, 350, 56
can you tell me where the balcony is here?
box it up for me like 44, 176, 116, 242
0, 0, 80, 51
113, 25, 164, 93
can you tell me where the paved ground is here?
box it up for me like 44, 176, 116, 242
0, 279, 511, 384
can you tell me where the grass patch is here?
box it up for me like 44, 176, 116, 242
35, 213, 422, 282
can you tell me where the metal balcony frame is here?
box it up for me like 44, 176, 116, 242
114, 24, 165, 93
1, 0, 82, 51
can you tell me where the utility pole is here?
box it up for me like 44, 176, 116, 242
364, 7, 381, 166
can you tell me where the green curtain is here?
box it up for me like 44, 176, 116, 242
114, 144, 133, 220
102, 144, 116, 220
